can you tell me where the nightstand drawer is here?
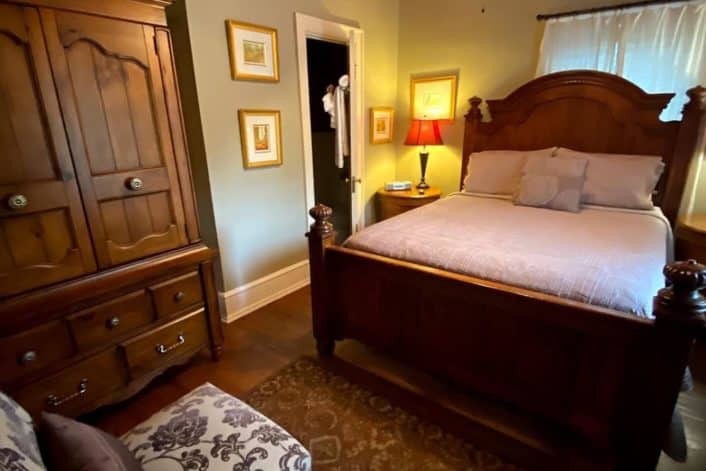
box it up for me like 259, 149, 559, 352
377, 187, 441, 221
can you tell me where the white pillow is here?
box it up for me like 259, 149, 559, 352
514, 156, 588, 213
463, 148, 556, 195
555, 148, 665, 210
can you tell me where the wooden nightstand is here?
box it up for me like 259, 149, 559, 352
676, 214, 706, 263
377, 187, 441, 221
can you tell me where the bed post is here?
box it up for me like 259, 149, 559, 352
623, 260, 706, 469
662, 86, 706, 225
460, 97, 483, 190
307, 204, 336, 356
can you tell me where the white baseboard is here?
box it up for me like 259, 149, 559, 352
219, 260, 310, 323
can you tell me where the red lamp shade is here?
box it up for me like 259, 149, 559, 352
404, 119, 443, 146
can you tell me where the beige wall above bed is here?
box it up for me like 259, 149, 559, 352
393, 0, 621, 196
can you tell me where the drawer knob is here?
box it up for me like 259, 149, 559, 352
126, 177, 144, 191
19, 350, 37, 365
47, 378, 88, 407
156, 334, 185, 355
173, 291, 185, 303
106, 316, 121, 329
7, 194, 28, 210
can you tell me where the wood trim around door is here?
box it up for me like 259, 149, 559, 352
294, 13, 365, 233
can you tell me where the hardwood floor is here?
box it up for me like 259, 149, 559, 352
86, 286, 706, 470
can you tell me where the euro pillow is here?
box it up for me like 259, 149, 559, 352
463, 148, 556, 195
556, 148, 665, 210
514, 155, 588, 212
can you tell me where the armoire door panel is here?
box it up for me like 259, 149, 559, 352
0, 5, 96, 297
99, 192, 179, 265
41, 9, 188, 268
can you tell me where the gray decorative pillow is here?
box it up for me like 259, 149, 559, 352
514, 156, 588, 212
0, 391, 46, 471
555, 147, 665, 209
40, 412, 141, 471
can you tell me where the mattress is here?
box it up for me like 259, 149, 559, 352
345, 193, 672, 316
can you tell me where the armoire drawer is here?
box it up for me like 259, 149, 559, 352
67, 290, 156, 352
149, 271, 204, 318
14, 349, 126, 419
0, 321, 75, 386
120, 309, 208, 380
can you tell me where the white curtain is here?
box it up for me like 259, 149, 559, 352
537, 1, 706, 120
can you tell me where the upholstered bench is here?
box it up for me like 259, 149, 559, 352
1, 383, 311, 471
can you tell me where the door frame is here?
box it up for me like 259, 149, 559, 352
295, 13, 365, 233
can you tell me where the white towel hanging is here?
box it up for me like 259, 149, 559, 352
322, 75, 350, 169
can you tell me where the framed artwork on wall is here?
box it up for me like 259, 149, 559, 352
410, 75, 458, 120
238, 110, 282, 168
370, 107, 395, 144
226, 20, 279, 82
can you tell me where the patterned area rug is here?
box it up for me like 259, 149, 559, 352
246, 357, 520, 470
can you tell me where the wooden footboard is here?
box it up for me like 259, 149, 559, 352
307, 205, 706, 470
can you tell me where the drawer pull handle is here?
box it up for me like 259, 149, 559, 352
106, 317, 121, 329
126, 177, 144, 191
19, 350, 37, 365
173, 291, 185, 303
47, 378, 88, 407
7, 194, 28, 210
156, 334, 185, 355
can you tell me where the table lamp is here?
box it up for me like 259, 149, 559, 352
404, 119, 443, 190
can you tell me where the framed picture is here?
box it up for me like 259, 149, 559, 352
369, 107, 394, 144
238, 110, 282, 168
410, 75, 457, 120
226, 20, 279, 82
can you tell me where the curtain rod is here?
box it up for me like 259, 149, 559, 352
536, 0, 691, 21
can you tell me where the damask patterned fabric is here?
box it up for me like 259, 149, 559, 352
121, 383, 311, 471
0, 390, 46, 471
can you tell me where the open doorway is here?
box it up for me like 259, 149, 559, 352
306, 39, 351, 242
295, 13, 364, 238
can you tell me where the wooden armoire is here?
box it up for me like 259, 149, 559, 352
0, 0, 224, 418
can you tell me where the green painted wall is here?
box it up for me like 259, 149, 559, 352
175, 0, 399, 292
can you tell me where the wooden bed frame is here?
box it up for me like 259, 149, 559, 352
306, 71, 706, 470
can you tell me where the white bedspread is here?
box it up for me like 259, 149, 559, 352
345, 193, 672, 316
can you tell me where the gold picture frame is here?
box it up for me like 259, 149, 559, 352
226, 20, 279, 82
370, 107, 395, 144
410, 75, 458, 120
238, 110, 282, 168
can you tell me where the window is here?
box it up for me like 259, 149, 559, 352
537, 1, 706, 120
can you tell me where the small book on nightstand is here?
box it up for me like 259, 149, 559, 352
384, 181, 413, 191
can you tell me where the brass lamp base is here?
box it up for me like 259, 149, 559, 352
416, 151, 430, 190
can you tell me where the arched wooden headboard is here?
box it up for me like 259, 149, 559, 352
461, 70, 706, 224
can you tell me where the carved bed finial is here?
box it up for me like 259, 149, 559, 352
309, 204, 333, 236
466, 97, 482, 121
685, 86, 706, 111
654, 260, 706, 329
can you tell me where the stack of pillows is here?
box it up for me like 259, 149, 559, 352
462, 147, 665, 212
